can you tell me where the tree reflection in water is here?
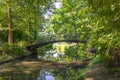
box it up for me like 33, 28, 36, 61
0, 67, 81, 80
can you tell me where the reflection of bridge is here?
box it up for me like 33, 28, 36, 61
26, 39, 86, 55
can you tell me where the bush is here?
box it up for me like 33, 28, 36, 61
0, 43, 25, 56
17, 41, 27, 47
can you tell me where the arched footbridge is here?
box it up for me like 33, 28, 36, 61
26, 39, 86, 55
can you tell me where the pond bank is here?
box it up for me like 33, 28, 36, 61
85, 64, 120, 80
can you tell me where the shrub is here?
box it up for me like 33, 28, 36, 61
0, 43, 25, 56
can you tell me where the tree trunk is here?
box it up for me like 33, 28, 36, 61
8, 7, 13, 45
27, 4, 31, 45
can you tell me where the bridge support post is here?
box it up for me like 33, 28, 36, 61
29, 49, 38, 58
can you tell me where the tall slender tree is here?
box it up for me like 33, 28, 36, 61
6, 0, 13, 45
8, 7, 12, 44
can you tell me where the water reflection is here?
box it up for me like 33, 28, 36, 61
38, 50, 64, 62
0, 67, 81, 80
0, 49, 83, 80
37, 68, 54, 80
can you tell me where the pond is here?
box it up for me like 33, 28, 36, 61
0, 43, 88, 80
0, 57, 84, 80
0, 67, 82, 80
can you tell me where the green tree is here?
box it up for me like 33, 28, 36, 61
51, 0, 120, 66
86, 0, 120, 67
0, 0, 55, 45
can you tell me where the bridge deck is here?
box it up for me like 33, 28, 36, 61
26, 40, 86, 50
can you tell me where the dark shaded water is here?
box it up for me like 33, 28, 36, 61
0, 55, 83, 80
0, 45, 88, 80
0, 67, 81, 80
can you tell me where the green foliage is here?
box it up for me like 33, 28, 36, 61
0, 0, 55, 44
0, 0, 57, 57
0, 43, 25, 56
0, 0, 119, 69
17, 41, 27, 47
50, 0, 120, 67
38, 44, 53, 56
54, 67, 85, 80
86, 0, 120, 67
65, 46, 77, 59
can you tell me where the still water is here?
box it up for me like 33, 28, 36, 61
0, 43, 83, 80
0, 55, 83, 80
0, 65, 81, 80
